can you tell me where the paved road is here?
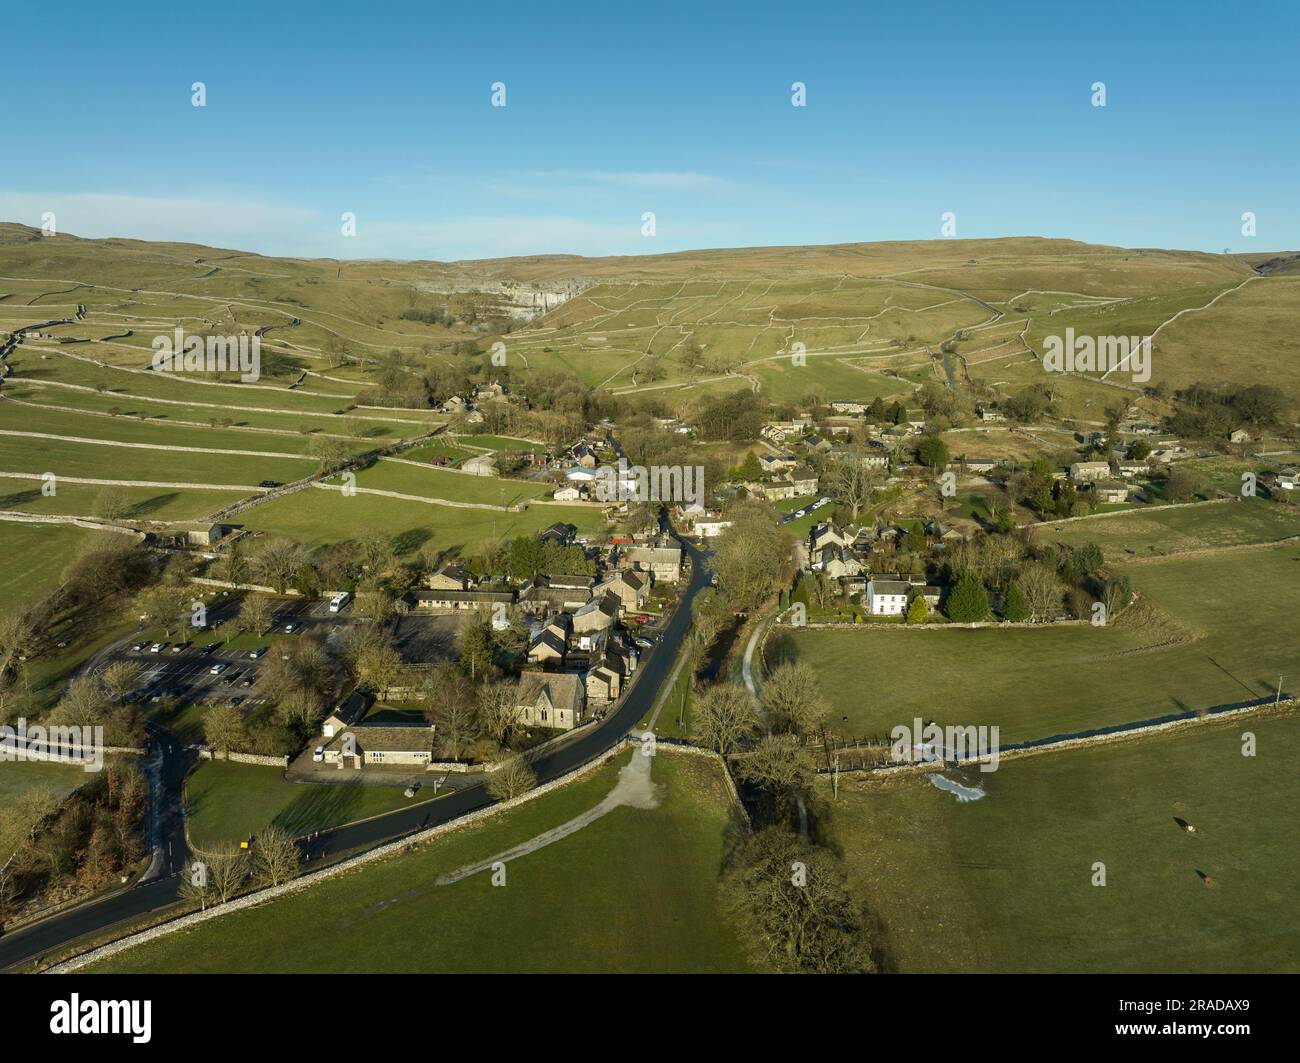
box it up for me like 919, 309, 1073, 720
0, 722, 194, 971
0, 537, 710, 971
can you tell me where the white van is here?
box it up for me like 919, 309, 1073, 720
328, 591, 352, 614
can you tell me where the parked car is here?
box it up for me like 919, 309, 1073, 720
226, 696, 245, 707
635, 638, 653, 649
209, 663, 228, 676
248, 647, 267, 660
149, 643, 165, 654
284, 622, 298, 633
312, 746, 325, 762
240, 676, 254, 688
170, 642, 188, 654
258, 480, 283, 489
633, 613, 650, 623
202, 642, 219, 654
131, 642, 147, 652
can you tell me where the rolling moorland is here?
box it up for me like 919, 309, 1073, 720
2, 222, 1298, 973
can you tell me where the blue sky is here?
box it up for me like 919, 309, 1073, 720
3, 0, 1296, 260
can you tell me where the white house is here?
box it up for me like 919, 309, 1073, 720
866, 579, 912, 616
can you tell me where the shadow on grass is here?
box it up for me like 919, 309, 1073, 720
128, 492, 182, 518
271, 779, 377, 838
393, 527, 432, 556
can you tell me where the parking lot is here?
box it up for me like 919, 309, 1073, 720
118, 596, 354, 713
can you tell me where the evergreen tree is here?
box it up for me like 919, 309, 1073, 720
905, 594, 929, 625
946, 570, 990, 622
904, 521, 927, 554
916, 434, 949, 469
1002, 581, 1029, 622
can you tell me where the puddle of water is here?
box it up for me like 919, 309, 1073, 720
928, 774, 986, 802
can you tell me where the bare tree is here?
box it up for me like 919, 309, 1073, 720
0, 611, 34, 680
737, 733, 815, 795
252, 537, 306, 594
713, 506, 793, 611
476, 679, 520, 749
824, 453, 882, 522
692, 683, 759, 757
101, 660, 144, 702
762, 660, 827, 737
487, 755, 537, 801
1017, 562, 1062, 622
354, 589, 395, 626
236, 594, 273, 637
136, 583, 189, 638
356, 641, 402, 700
721, 827, 875, 974
203, 702, 247, 755
252, 824, 301, 887
92, 485, 132, 521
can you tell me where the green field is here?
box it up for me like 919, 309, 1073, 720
239, 490, 605, 553
184, 761, 442, 849
0, 399, 371, 458
0, 481, 247, 521
748, 358, 912, 404
785, 541, 1300, 743
92, 750, 755, 973
2, 382, 433, 439
355, 460, 550, 505
1044, 498, 1300, 557
10, 349, 359, 415
0, 521, 98, 603
829, 712, 1300, 972
0, 432, 312, 487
